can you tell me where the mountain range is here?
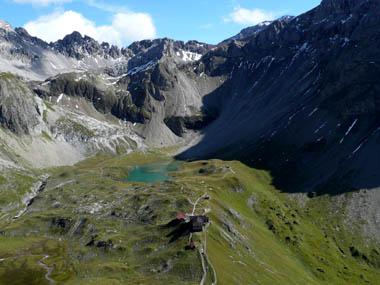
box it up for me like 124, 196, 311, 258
1, 0, 380, 283
1, 0, 379, 194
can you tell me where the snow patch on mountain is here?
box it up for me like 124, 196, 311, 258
56, 93, 64, 103
176, 50, 202, 62
127, 60, 157, 75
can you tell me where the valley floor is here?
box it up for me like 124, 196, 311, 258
0, 151, 379, 284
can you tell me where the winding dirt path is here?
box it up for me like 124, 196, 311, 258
199, 247, 207, 285
38, 255, 55, 285
189, 193, 218, 285
202, 223, 217, 285
188, 193, 208, 215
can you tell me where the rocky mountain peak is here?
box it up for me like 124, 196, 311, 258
51, 31, 123, 60
125, 37, 212, 71
223, 16, 294, 44
52, 31, 101, 58
182, 40, 214, 55
14, 27, 30, 37
277, 15, 295, 22
13, 27, 49, 48
0, 20, 13, 32
62, 31, 84, 43
127, 38, 212, 57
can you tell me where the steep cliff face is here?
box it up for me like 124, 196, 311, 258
180, 0, 380, 194
0, 73, 41, 135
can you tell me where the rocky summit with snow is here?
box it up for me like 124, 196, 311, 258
1, 0, 380, 284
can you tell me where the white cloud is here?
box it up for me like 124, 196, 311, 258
225, 7, 276, 25
112, 13, 156, 44
85, 0, 125, 13
24, 10, 157, 46
13, 0, 70, 6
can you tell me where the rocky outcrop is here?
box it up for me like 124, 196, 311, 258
164, 115, 215, 137
39, 73, 118, 114
0, 73, 41, 134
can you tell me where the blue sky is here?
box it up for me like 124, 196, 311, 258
0, 0, 321, 46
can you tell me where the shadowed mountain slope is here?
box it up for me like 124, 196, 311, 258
179, 0, 380, 195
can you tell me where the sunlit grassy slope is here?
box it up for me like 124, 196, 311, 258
0, 151, 379, 284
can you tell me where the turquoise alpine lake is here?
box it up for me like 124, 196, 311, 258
126, 161, 181, 183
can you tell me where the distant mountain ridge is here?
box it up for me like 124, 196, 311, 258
0, 20, 217, 168
0, 20, 214, 80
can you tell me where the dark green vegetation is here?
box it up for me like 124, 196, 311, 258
55, 118, 95, 141
0, 152, 379, 284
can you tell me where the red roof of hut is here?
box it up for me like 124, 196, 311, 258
176, 212, 187, 220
